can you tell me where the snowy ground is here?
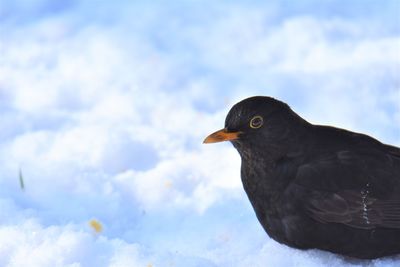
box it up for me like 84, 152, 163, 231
0, 1, 399, 266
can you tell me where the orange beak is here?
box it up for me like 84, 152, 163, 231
203, 128, 241, 144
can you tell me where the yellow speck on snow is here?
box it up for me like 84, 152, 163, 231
165, 180, 173, 188
89, 219, 103, 233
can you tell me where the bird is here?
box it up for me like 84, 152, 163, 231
203, 96, 400, 259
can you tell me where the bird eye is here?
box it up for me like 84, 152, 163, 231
250, 116, 263, 129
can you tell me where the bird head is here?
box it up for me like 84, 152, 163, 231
203, 96, 304, 156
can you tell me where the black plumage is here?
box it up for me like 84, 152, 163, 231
204, 96, 400, 259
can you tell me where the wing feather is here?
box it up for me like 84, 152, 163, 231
293, 148, 400, 230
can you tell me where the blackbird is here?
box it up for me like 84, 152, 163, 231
204, 96, 400, 259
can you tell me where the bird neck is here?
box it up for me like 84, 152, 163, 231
238, 145, 279, 197
235, 122, 311, 201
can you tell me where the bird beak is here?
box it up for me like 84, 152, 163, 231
203, 128, 241, 144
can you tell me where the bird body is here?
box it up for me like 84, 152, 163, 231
204, 96, 400, 259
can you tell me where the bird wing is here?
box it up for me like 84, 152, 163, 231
291, 148, 400, 230
301, 188, 400, 229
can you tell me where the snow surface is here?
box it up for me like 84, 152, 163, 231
0, 0, 399, 266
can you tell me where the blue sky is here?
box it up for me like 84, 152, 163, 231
0, 1, 399, 266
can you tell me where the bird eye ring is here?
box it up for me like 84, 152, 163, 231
250, 116, 263, 129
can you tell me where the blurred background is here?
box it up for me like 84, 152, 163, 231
0, 0, 399, 266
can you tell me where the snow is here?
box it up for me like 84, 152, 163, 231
0, 0, 399, 266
